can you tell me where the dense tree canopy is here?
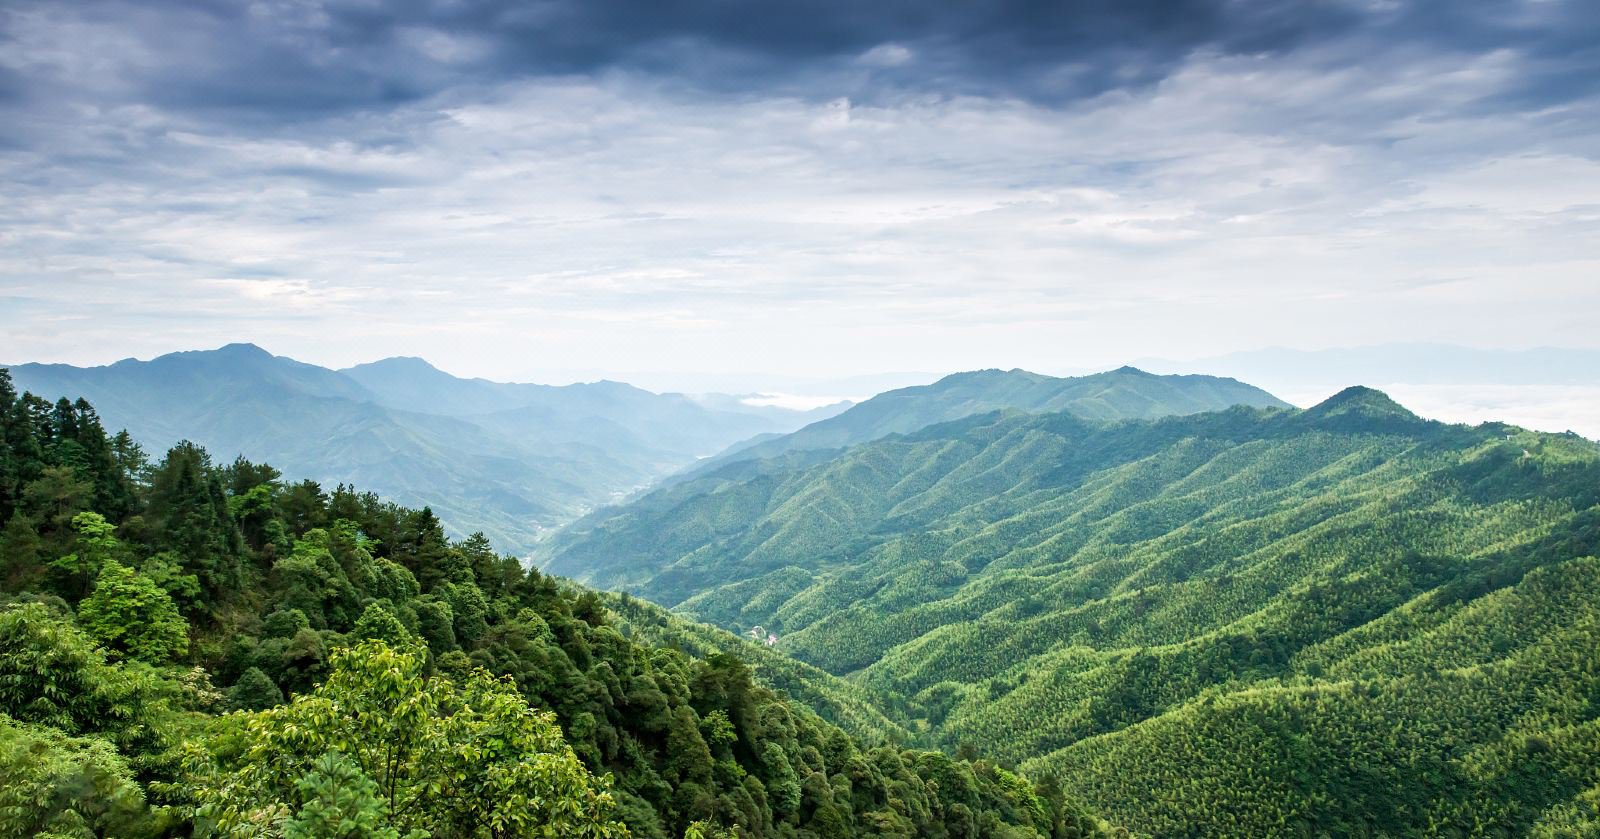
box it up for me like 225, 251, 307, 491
11, 363, 1595, 836
188, 639, 626, 838
0, 370, 1111, 838
541, 386, 1600, 836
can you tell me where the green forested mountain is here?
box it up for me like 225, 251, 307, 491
6, 345, 836, 554
542, 385, 1600, 836
0, 370, 1109, 838
692, 367, 1288, 472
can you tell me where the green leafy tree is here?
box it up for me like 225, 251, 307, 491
147, 442, 243, 603
761, 742, 802, 817
137, 551, 203, 614
188, 639, 627, 838
700, 710, 737, 754
348, 602, 413, 648
23, 467, 93, 559
227, 667, 284, 712
76, 560, 189, 663
50, 511, 125, 600
0, 604, 125, 733
269, 528, 361, 629
0, 714, 162, 839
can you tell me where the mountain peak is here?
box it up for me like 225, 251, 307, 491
1306, 386, 1419, 421
148, 342, 277, 367
936, 368, 1047, 385
214, 342, 272, 357
349, 356, 444, 374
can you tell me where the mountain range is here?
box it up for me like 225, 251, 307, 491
682, 366, 1289, 475
540, 384, 1600, 835
7, 339, 1600, 835
4, 344, 844, 553
6, 350, 1290, 556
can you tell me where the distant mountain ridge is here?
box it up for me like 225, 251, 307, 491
694, 365, 1289, 471
4, 344, 838, 553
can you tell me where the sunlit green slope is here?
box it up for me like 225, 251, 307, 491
542, 385, 1600, 836
692, 365, 1289, 472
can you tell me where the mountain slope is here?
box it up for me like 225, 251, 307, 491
702, 366, 1288, 469
6, 346, 822, 553
0, 377, 1113, 839
541, 387, 1600, 836
344, 357, 815, 460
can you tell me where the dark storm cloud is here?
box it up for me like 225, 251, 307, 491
4, 0, 1597, 121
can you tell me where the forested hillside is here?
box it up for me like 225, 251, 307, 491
6, 345, 836, 554
542, 385, 1600, 836
691, 367, 1288, 472
0, 369, 1111, 838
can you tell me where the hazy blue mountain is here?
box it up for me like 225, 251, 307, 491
344, 356, 817, 462
695, 366, 1289, 471
6, 344, 826, 553
339, 356, 529, 415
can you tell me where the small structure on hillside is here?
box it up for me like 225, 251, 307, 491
748, 625, 779, 646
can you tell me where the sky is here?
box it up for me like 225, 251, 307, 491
2, 0, 1599, 391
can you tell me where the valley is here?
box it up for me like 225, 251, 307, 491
544, 382, 1600, 835
3, 357, 1598, 837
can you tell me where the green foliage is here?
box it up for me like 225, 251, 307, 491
700, 709, 736, 751
281, 751, 407, 839
544, 389, 1600, 837
226, 667, 283, 712
0, 512, 42, 591
0, 379, 1111, 838
348, 602, 413, 648
0, 714, 161, 839
76, 560, 189, 663
189, 639, 627, 838
49, 511, 125, 600
0, 604, 126, 734
0, 604, 183, 834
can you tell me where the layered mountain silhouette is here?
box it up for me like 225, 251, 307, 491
5, 344, 841, 553
692, 365, 1289, 472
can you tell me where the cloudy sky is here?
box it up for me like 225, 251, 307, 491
2, 0, 1598, 389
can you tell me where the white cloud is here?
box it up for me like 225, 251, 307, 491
1, 43, 1597, 385
859, 44, 914, 68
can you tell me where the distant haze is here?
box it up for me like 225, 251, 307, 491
9, 342, 1596, 439
1138, 344, 1600, 438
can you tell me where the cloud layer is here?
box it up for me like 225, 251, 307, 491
1, 0, 1598, 382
